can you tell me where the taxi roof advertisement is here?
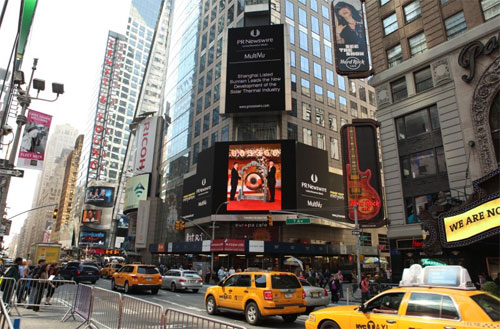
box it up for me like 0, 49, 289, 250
221, 24, 291, 114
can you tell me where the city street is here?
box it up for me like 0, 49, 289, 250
94, 278, 349, 329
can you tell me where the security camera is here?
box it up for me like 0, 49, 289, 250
1, 125, 13, 136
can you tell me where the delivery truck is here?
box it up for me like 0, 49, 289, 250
30, 243, 62, 264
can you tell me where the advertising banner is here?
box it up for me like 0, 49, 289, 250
124, 174, 150, 212
84, 186, 115, 207
79, 231, 106, 246
439, 195, 500, 247
135, 199, 150, 249
17, 109, 52, 170
221, 24, 291, 114
117, 215, 130, 229
82, 209, 102, 224
331, 0, 371, 77
341, 121, 384, 227
322, 172, 346, 221
132, 116, 158, 174
226, 143, 282, 211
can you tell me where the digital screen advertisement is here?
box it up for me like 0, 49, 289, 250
124, 174, 150, 213
226, 143, 282, 211
84, 186, 115, 207
79, 231, 106, 246
82, 209, 102, 224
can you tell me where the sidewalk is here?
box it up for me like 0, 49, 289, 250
9, 306, 82, 329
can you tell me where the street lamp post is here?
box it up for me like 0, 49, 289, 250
211, 201, 229, 282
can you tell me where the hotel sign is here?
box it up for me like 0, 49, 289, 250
439, 195, 500, 247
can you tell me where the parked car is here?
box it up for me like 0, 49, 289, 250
111, 264, 162, 294
101, 263, 123, 278
300, 279, 329, 313
162, 269, 203, 293
205, 271, 306, 325
60, 263, 100, 284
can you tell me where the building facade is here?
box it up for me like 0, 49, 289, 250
365, 0, 499, 279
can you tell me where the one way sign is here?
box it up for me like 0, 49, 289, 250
0, 168, 24, 178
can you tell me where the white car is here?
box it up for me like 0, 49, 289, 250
162, 269, 203, 293
300, 279, 330, 313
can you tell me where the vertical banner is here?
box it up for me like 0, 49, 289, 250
132, 116, 158, 174
135, 199, 151, 249
340, 121, 384, 227
17, 109, 52, 170
331, 0, 371, 77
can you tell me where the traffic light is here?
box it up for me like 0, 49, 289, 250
180, 220, 185, 230
175, 220, 181, 230
52, 209, 58, 219
267, 215, 273, 227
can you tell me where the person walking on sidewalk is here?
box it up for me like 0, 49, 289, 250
329, 274, 339, 304
1, 257, 22, 304
337, 270, 344, 299
361, 275, 370, 304
32, 264, 53, 311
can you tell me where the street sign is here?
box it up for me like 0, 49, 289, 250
0, 168, 24, 178
352, 230, 360, 235
359, 236, 369, 241
286, 218, 311, 225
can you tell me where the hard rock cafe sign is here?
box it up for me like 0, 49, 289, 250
458, 33, 499, 83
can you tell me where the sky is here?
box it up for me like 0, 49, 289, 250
0, 0, 131, 249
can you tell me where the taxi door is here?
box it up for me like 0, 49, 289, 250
227, 274, 252, 310
397, 292, 464, 329
114, 266, 125, 286
350, 292, 406, 329
218, 275, 239, 309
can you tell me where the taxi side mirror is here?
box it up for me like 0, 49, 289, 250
218, 281, 224, 286
359, 304, 367, 313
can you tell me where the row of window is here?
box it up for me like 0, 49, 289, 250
192, 125, 230, 164
390, 66, 433, 103
194, 106, 223, 137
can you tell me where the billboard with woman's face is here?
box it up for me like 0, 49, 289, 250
84, 186, 115, 207
82, 209, 102, 223
331, 0, 371, 77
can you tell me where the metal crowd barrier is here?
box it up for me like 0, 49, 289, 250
164, 308, 248, 329
14, 278, 77, 313
89, 287, 122, 329
0, 299, 13, 329
120, 295, 164, 329
0, 278, 17, 307
62, 283, 93, 327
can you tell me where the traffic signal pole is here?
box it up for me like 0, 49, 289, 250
354, 205, 362, 286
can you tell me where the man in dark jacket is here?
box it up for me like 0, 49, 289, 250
2, 257, 22, 303
230, 162, 240, 201
267, 161, 276, 202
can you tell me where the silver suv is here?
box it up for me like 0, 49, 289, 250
162, 269, 203, 293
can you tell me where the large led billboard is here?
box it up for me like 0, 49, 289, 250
84, 186, 115, 207
79, 231, 106, 246
82, 209, 102, 224
331, 0, 371, 77
340, 120, 385, 227
221, 24, 291, 114
124, 174, 150, 213
226, 143, 282, 211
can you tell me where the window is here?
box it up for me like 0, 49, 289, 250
290, 50, 296, 67
299, 8, 307, 27
328, 114, 337, 131
194, 119, 201, 137
313, 62, 322, 80
317, 133, 326, 150
361, 106, 368, 118
406, 293, 459, 320
369, 91, 375, 105
311, 0, 318, 12
291, 98, 297, 117
285, 0, 294, 19
300, 56, 309, 73
301, 78, 311, 97
315, 108, 325, 126
254, 274, 267, 288
396, 105, 439, 140
289, 24, 295, 44
405, 191, 449, 224
211, 131, 218, 144
350, 101, 358, 117
192, 143, 199, 164
404, 1, 421, 23
481, 0, 500, 20
287, 122, 298, 140
302, 102, 312, 121
491, 91, 500, 165
291, 73, 297, 91
378, 234, 389, 249
409, 32, 427, 56
349, 81, 357, 96
205, 90, 212, 108
198, 76, 205, 93
202, 137, 209, 150
321, 5, 329, 19
383, 13, 398, 35
391, 77, 407, 102
387, 44, 403, 68
471, 294, 500, 321
326, 68, 334, 85
303, 128, 313, 145
339, 96, 347, 112
327, 90, 335, 107
299, 31, 308, 51
414, 66, 433, 93
401, 147, 446, 179
323, 23, 331, 41
359, 85, 366, 102
312, 38, 321, 58
227, 5, 234, 24
324, 44, 333, 64
359, 232, 372, 246
445, 12, 467, 39
338, 75, 346, 91
314, 84, 323, 102
365, 293, 405, 313
330, 137, 339, 159
221, 125, 229, 141
311, 15, 319, 34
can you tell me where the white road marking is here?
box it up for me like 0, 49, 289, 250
152, 298, 205, 313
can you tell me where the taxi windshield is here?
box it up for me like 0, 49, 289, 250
138, 266, 159, 274
470, 293, 500, 321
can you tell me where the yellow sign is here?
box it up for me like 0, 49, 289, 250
444, 197, 500, 242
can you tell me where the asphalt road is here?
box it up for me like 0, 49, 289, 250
95, 277, 350, 329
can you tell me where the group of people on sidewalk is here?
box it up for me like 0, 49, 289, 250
1, 257, 63, 311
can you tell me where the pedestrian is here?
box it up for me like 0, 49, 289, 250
329, 274, 339, 303
205, 268, 211, 284
218, 267, 225, 282
337, 270, 344, 299
32, 263, 51, 311
361, 275, 370, 304
45, 264, 61, 305
1, 257, 23, 304
228, 267, 235, 275
306, 272, 317, 286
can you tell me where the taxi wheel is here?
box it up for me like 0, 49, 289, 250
245, 302, 262, 325
206, 295, 218, 315
111, 279, 116, 291
282, 314, 298, 323
151, 288, 159, 295
124, 281, 130, 294
319, 320, 341, 329
171, 283, 176, 292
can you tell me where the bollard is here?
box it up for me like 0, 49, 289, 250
346, 287, 350, 305
13, 318, 20, 329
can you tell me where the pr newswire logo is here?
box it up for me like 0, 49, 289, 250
310, 174, 318, 183
201, 178, 206, 186
250, 29, 260, 37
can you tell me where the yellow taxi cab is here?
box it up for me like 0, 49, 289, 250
101, 263, 123, 278
204, 271, 306, 325
111, 264, 162, 294
306, 265, 500, 329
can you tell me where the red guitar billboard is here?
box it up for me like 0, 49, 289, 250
341, 120, 385, 227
